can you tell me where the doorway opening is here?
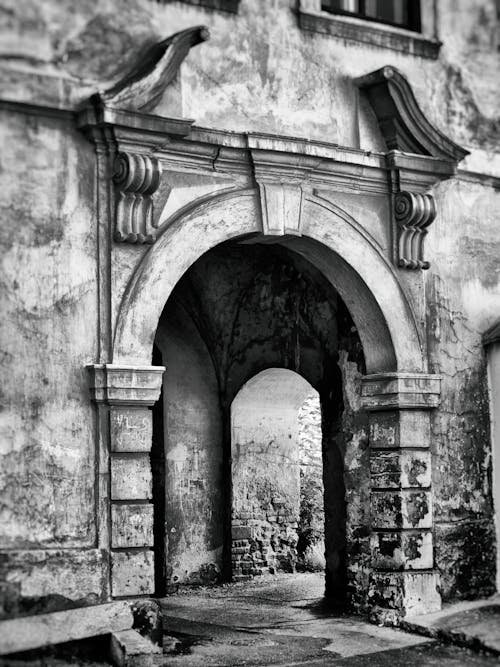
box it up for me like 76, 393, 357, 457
230, 368, 324, 581
151, 239, 365, 606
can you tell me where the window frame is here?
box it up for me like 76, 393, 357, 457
320, 1, 421, 33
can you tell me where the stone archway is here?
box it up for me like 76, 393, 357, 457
88, 188, 441, 617
113, 189, 421, 371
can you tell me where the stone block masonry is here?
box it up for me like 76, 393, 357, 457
362, 374, 442, 618
88, 365, 164, 598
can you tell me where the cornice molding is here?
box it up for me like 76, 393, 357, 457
76, 100, 194, 148
87, 364, 165, 406
355, 67, 469, 163
361, 373, 441, 411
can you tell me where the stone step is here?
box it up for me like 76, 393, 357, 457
110, 629, 162, 667
0, 601, 133, 656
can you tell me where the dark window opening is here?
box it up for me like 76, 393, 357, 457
321, 0, 421, 32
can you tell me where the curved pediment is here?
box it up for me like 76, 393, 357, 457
355, 66, 469, 163
95, 25, 209, 113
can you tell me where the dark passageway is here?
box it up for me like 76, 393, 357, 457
151, 240, 367, 607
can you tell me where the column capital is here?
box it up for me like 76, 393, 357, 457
87, 364, 165, 406
361, 372, 441, 411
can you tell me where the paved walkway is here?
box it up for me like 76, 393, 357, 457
404, 595, 500, 656
158, 573, 499, 666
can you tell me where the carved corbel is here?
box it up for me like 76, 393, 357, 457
394, 191, 436, 270
113, 151, 162, 244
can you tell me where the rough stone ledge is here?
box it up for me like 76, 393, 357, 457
0, 601, 133, 656
361, 373, 441, 411
401, 596, 500, 657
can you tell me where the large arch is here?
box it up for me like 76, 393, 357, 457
95, 187, 441, 615
113, 189, 424, 373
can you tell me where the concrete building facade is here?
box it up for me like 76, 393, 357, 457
1, 0, 500, 629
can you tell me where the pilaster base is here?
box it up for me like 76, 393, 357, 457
369, 570, 441, 617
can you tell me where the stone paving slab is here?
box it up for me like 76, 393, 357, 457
404, 595, 500, 656
158, 573, 499, 666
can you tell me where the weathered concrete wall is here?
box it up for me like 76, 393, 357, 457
155, 296, 224, 586
0, 108, 102, 616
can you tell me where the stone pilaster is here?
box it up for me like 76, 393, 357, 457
361, 373, 441, 617
88, 364, 165, 598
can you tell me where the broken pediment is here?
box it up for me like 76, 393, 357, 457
94, 25, 209, 113
355, 66, 469, 163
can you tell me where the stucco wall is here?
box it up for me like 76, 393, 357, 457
0, 109, 102, 617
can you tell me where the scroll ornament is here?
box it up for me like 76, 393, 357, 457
113, 152, 162, 244
394, 191, 436, 270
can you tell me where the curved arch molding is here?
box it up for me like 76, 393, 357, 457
113, 189, 424, 374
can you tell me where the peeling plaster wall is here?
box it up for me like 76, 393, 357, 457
426, 179, 500, 599
0, 110, 101, 616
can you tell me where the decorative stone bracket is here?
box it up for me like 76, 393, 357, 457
113, 152, 162, 244
77, 25, 208, 247
88, 364, 165, 597
355, 66, 469, 272
361, 372, 442, 617
394, 191, 436, 270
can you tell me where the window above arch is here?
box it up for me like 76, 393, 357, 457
299, 0, 440, 59
321, 0, 421, 32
